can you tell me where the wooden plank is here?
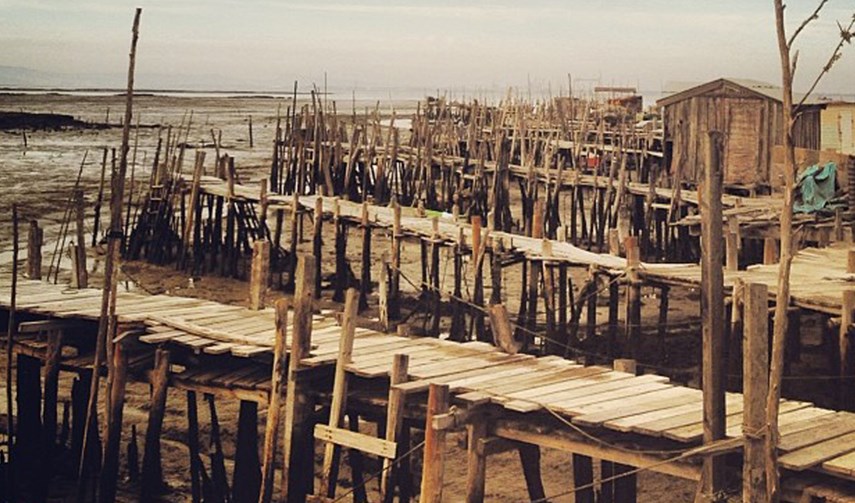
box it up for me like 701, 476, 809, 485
634, 397, 744, 437
777, 413, 855, 452
725, 405, 832, 438
571, 387, 700, 427
778, 431, 855, 471
313, 424, 397, 459
665, 401, 811, 442
822, 450, 855, 479
500, 371, 656, 413
608, 394, 742, 433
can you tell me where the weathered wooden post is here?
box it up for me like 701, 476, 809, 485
743, 282, 769, 502
699, 130, 726, 502
420, 383, 450, 503
249, 239, 271, 310
140, 348, 171, 502
840, 288, 855, 410
74, 189, 88, 288
381, 354, 409, 503
27, 220, 43, 280
281, 255, 316, 502
98, 337, 130, 503
359, 202, 372, 311
725, 216, 739, 272
258, 298, 289, 503
625, 236, 641, 358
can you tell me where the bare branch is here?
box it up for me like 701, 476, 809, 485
795, 14, 855, 112
788, 0, 829, 47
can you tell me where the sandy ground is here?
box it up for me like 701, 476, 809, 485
0, 93, 744, 501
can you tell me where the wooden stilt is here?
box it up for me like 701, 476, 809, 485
207, 395, 230, 502
359, 203, 372, 312
840, 289, 855, 410
98, 340, 129, 503
625, 236, 641, 359
140, 348, 171, 502
249, 239, 271, 310
187, 391, 202, 503
312, 197, 323, 298
613, 463, 637, 502
281, 256, 317, 503
318, 288, 359, 498
258, 299, 289, 503
233, 401, 261, 503
127, 424, 139, 483
381, 354, 410, 503
573, 454, 594, 503
333, 200, 347, 302
27, 220, 43, 280
517, 444, 547, 502
419, 383, 450, 503
743, 282, 769, 502
464, 420, 488, 503
600, 460, 614, 503
698, 131, 726, 502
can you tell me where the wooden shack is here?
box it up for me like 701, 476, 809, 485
658, 78, 824, 189
821, 101, 855, 155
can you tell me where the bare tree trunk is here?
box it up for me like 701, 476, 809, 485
766, 2, 797, 500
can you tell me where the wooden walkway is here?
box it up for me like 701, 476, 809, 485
3, 275, 855, 482
202, 175, 855, 315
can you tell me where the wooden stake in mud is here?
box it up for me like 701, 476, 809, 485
381, 354, 409, 503
312, 197, 323, 298
420, 383, 450, 503
359, 202, 372, 311
39, 329, 64, 495
140, 348, 170, 502
74, 190, 88, 288
743, 282, 769, 503
258, 298, 289, 503
698, 131, 726, 502
26, 219, 43, 280
625, 236, 641, 358
98, 339, 130, 503
4, 205, 18, 500
280, 255, 316, 502
249, 239, 271, 310
78, 10, 142, 496
318, 288, 359, 498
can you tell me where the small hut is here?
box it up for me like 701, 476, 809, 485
657, 78, 826, 190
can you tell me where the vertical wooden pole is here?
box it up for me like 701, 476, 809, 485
743, 282, 769, 503
98, 340, 129, 503
390, 201, 402, 319
249, 239, 271, 310
419, 383, 450, 503
319, 288, 359, 497
74, 189, 88, 288
613, 463, 637, 503
258, 299, 289, 503
725, 216, 739, 272
625, 236, 641, 359
465, 420, 487, 503
359, 202, 372, 312
762, 238, 778, 265
840, 288, 855, 410
381, 354, 410, 503
187, 391, 202, 503
517, 445, 547, 502
312, 197, 323, 298
573, 454, 594, 503
27, 220, 43, 280
281, 255, 316, 503
699, 131, 726, 502
140, 348, 170, 502
37, 330, 63, 500
233, 401, 261, 503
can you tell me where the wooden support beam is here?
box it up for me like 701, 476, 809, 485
573, 454, 594, 503
233, 401, 261, 503
281, 255, 318, 503
517, 444, 547, 502
258, 299, 289, 503
419, 383, 450, 503
614, 463, 637, 502
465, 420, 488, 503
249, 239, 271, 310
140, 348, 171, 502
27, 219, 43, 280
74, 190, 88, 288
840, 289, 855, 410
699, 130, 726, 502
36, 330, 63, 500
625, 236, 641, 359
763, 238, 778, 265
359, 202, 372, 312
381, 354, 409, 503
312, 197, 323, 298
725, 216, 739, 272
187, 391, 202, 503
318, 288, 359, 498
743, 282, 769, 502
98, 340, 129, 503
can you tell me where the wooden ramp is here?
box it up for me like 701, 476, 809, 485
2, 275, 855, 484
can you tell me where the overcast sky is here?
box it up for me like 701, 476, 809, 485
1, 0, 853, 95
